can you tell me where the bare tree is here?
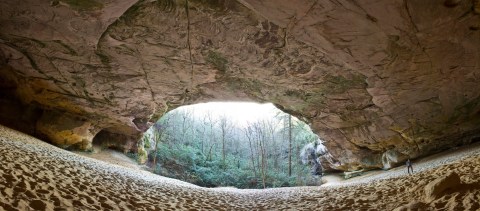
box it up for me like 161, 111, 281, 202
264, 118, 279, 172
288, 114, 292, 176
219, 114, 232, 168
205, 111, 217, 161
151, 113, 172, 172
145, 103, 319, 188
244, 125, 257, 178
251, 121, 268, 189
179, 109, 193, 145
198, 114, 209, 154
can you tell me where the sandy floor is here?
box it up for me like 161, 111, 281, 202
1, 125, 479, 210
74, 148, 142, 171
322, 141, 480, 187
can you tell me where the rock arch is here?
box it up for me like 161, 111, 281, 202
0, 0, 479, 170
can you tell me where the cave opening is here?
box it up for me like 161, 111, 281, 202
141, 102, 329, 189
92, 128, 138, 154
92, 130, 121, 151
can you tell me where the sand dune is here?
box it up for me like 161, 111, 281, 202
1, 125, 479, 210
74, 148, 143, 171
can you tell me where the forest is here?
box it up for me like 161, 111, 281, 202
142, 103, 322, 189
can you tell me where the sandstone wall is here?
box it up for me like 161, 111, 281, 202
0, 0, 479, 170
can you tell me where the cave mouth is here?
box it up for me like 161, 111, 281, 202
142, 102, 327, 189
92, 130, 124, 152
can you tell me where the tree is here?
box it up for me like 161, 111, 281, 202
151, 112, 172, 172
205, 111, 217, 161
218, 115, 232, 168
288, 114, 292, 176
244, 125, 257, 179
144, 103, 320, 189
251, 121, 268, 188
179, 109, 193, 145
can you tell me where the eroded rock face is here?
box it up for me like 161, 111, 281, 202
92, 129, 141, 153
0, 0, 479, 170
36, 111, 99, 150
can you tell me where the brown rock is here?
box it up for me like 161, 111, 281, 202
35, 111, 99, 150
424, 172, 461, 202
393, 201, 428, 211
92, 129, 140, 153
474, 0, 480, 14
0, 0, 479, 169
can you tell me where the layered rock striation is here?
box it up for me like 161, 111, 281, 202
0, 0, 479, 170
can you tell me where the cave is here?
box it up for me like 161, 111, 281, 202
0, 0, 480, 209
92, 129, 139, 153
0, 0, 478, 171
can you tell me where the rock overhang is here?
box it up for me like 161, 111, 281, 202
0, 0, 479, 170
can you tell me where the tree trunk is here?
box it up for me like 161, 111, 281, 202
207, 143, 216, 161
245, 128, 257, 178
256, 122, 267, 189
222, 127, 226, 168
152, 137, 159, 171
259, 134, 266, 189
288, 114, 292, 177
152, 125, 163, 173
201, 126, 205, 153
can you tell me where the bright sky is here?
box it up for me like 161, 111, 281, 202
177, 102, 281, 125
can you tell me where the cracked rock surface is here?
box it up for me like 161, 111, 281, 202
0, 0, 479, 170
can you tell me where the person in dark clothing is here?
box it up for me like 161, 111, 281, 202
406, 159, 413, 175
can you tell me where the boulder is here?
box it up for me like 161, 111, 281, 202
424, 172, 461, 202
382, 150, 408, 169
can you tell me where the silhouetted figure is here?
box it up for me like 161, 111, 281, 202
406, 159, 413, 175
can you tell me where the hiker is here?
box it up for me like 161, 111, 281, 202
406, 159, 413, 175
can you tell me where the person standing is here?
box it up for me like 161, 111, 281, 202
406, 159, 413, 175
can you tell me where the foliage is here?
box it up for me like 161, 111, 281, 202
137, 141, 148, 164
321, 74, 367, 94
126, 152, 138, 161
143, 134, 151, 149
143, 105, 319, 189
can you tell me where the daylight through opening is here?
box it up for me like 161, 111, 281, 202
142, 102, 332, 189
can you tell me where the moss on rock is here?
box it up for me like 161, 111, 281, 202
206, 50, 228, 72
322, 74, 367, 94
137, 138, 148, 164
62, 0, 103, 11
